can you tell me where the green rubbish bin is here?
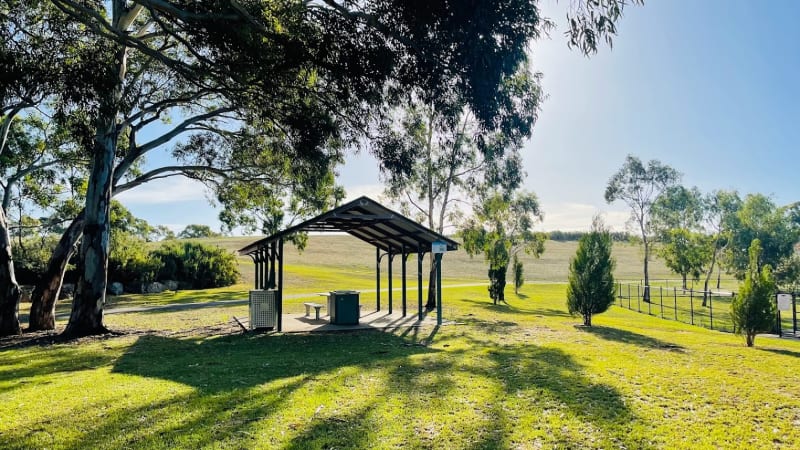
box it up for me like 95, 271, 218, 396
328, 290, 359, 325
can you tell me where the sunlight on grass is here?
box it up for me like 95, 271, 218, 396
3, 278, 799, 449
7, 237, 797, 449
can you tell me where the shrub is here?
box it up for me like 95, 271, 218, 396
14, 235, 61, 284
731, 239, 777, 347
151, 241, 239, 289
513, 254, 524, 294
566, 217, 616, 326
108, 231, 162, 284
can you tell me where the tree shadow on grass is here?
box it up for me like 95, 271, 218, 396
380, 329, 640, 448
1, 330, 436, 450
111, 331, 437, 393
284, 404, 377, 449
486, 344, 632, 428
0, 345, 119, 395
457, 298, 571, 318
576, 326, 685, 351
758, 347, 800, 359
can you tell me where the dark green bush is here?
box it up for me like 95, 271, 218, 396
109, 231, 162, 284
14, 236, 61, 284
151, 241, 239, 289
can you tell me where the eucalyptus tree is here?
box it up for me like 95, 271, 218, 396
605, 155, 680, 301
13, 0, 642, 337
0, 114, 86, 334
376, 65, 542, 309
700, 190, 741, 303
461, 190, 546, 304
775, 254, 800, 293
0, 1, 97, 335
724, 194, 799, 280
651, 185, 709, 289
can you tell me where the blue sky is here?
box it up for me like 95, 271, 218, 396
117, 0, 800, 234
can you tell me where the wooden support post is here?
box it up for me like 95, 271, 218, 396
388, 251, 393, 314
258, 247, 274, 289
435, 253, 443, 325
418, 248, 423, 321
277, 239, 284, 332
252, 254, 259, 290
269, 242, 277, 289
376, 247, 381, 312
402, 245, 407, 317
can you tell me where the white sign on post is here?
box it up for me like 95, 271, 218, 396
777, 293, 792, 311
431, 241, 448, 254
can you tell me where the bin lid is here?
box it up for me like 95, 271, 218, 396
330, 290, 359, 294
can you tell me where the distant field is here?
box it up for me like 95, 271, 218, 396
193, 234, 733, 289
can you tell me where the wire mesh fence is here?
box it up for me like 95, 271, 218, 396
615, 282, 799, 337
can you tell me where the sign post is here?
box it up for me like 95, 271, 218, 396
777, 293, 792, 311
777, 293, 792, 337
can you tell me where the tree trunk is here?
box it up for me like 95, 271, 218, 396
63, 114, 117, 337
28, 212, 84, 331
745, 333, 755, 347
425, 262, 437, 311
642, 237, 651, 303
702, 243, 719, 307
583, 313, 592, 327
0, 208, 21, 336
682, 274, 687, 290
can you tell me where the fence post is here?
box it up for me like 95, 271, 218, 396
690, 289, 694, 325
793, 292, 797, 335
674, 287, 677, 320
637, 284, 641, 313
660, 287, 664, 319
628, 284, 631, 309
709, 291, 713, 330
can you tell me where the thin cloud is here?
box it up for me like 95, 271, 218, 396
116, 177, 210, 205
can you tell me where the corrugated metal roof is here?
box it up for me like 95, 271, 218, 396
238, 196, 459, 255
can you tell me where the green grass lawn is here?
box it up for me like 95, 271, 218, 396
4, 276, 800, 449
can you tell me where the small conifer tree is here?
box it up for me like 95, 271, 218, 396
513, 254, 524, 294
567, 217, 616, 326
731, 239, 777, 347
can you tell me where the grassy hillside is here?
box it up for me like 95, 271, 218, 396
202, 234, 689, 286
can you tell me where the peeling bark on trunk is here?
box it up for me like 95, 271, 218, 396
62, 14, 132, 337
28, 212, 84, 331
0, 208, 21, 336
63, 122, 115, 337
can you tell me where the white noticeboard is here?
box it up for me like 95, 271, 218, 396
777, 293, 792, 312
431, 241, 448, 254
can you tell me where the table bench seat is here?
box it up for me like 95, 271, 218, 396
303, 302, 325, 320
